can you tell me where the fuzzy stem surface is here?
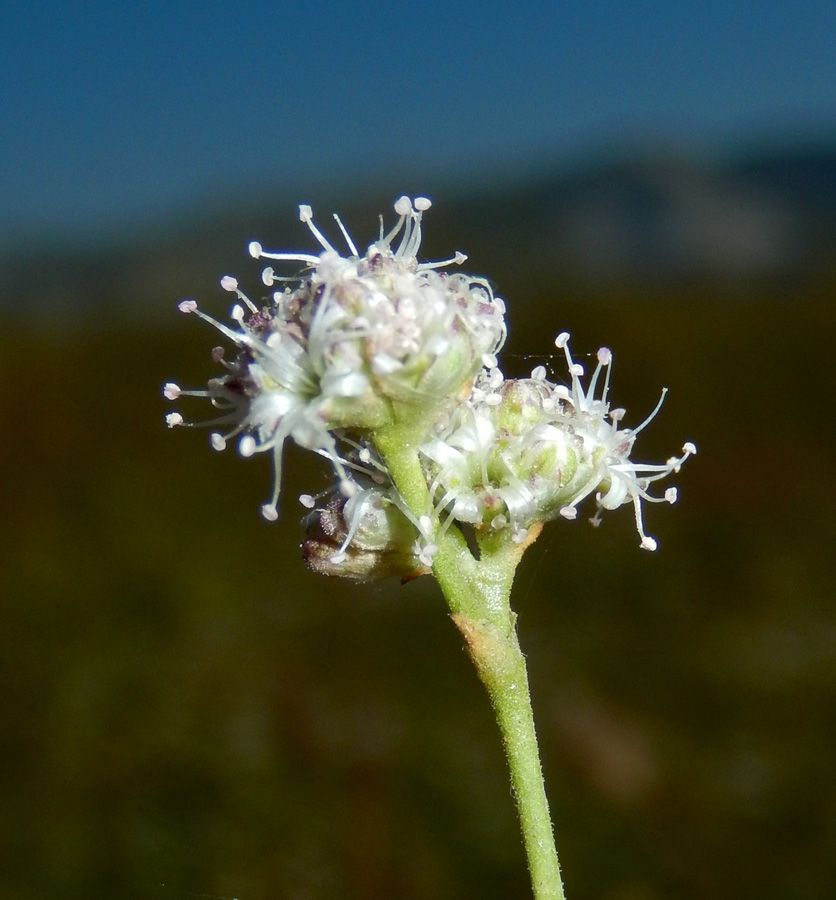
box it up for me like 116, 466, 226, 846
374, 424, 566, 900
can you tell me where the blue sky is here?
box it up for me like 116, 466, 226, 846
3, 0, 835, 246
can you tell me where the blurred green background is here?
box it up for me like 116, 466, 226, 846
4, 3, 836, 899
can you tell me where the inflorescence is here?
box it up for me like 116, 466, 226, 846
166, 195, 694, 577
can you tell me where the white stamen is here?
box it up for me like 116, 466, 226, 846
333, 213, 359, 257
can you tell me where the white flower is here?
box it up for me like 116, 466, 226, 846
165, 196, 507, 520
251, 196, 507, 406
420, 333, 696, 550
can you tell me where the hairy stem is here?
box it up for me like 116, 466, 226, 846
374, 425, 566, 900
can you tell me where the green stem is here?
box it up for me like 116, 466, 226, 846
453, 612, 565, 900
374, 425, 566, 900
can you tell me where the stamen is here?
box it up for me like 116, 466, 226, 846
333, 213, 359, 257
417, 251, 468, 270
632, 388, 668, 435
299, 204, 337, 253
381, 197, 409, 246
250, 247, 321, 266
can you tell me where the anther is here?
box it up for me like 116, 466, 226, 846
394, 196, 412, 216
260, 503, 279, 521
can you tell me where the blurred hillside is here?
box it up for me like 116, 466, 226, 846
2, 150, 836, 900
3, 144, 836, 323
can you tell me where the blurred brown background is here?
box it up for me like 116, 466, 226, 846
2, 157, 836, 899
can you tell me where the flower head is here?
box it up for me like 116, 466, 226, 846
165, 197, 507, 520
420, 333, 696, 550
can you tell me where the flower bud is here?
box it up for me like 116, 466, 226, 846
302, 486, 429, 581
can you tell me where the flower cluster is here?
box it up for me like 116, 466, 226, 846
421, 333, 696, 551
166, 195, 694, 576
165, 196, 506, 521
